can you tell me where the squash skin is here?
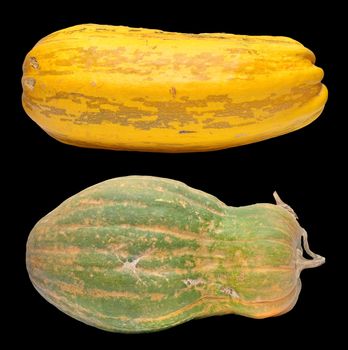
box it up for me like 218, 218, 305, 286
26, 176, 324, 332
22, 24, 328, 152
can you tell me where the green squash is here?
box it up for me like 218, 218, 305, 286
26, 176, 324, 332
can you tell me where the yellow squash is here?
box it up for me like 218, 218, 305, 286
22, 24, 328, 152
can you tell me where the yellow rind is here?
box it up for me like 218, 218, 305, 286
22, 24, 328, 152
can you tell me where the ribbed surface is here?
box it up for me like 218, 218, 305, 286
27, 176, 301, 332
22, 24, 327, 152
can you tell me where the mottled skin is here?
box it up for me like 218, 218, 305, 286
25, 176, 323, 332
22, 24, 327, 152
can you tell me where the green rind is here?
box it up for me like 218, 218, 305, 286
26, 176, 301, 332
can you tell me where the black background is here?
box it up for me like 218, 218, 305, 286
7, 1, 343, 347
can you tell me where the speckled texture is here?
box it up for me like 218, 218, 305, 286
22, 24, 327, 152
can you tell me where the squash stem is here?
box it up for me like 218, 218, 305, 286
273, 192, 325, 271
299, 227, 325, 269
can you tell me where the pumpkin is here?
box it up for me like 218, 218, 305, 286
26, 176, 324, 332
22, 24, 327, 152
